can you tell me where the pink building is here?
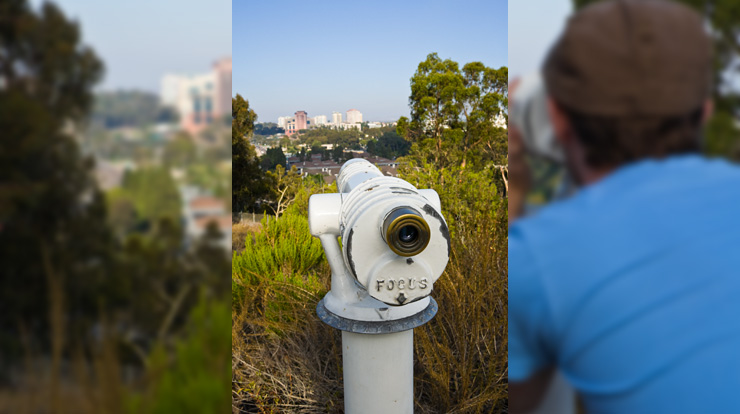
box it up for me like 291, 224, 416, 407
295, 111, 308, 131
161, 57, 232, 136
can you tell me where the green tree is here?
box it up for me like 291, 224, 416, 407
92, 90, 176, 128
332, 145, 346, 162
366, 130, 411, 159
162, 132, 198, 167
107, 189, 140, 237
118, 167, 182, 230
0, 0, 109, 372
260, 146, 287, 171
232, 94, 268, 213
128, 298, 231, 414
263, 165, 304, 217
253, 122, 285, 136
397, 53, 508, 170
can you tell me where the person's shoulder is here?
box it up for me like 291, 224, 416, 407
512, 155, 740, 230
508, 187, 590, 243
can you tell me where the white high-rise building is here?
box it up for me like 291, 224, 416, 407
332, 112, 343, 125
313, 115, 327, 126
347, 109, 363, 124
277, 116, 293, 129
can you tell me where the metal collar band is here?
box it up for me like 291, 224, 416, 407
316, 297, 438, 334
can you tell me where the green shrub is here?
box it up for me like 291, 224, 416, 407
128, 297, 231, 414
231, 166, 508, 412
232, 209, 326, 315
399, 163, 508, 413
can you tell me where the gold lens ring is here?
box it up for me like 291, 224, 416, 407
383, 208, 431, 257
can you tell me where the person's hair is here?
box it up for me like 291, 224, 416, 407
561, 104, 704, 169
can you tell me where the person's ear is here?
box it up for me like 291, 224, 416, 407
702, 99, 714, 124
547, 97, 572, 146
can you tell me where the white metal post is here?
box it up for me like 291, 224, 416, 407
342, 330, 414, 414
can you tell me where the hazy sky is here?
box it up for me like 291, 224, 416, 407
29, 0, 231, 93
509, 0, 572, 80
234, 0, 508, 123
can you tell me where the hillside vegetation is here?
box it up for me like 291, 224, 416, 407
232, 54, 509, 413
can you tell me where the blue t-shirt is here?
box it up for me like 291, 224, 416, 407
509, 155, 740, 413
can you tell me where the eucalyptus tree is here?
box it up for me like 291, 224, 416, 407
397, 53, 508, 171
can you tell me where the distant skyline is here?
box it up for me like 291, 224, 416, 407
234, 0, 508, 123
29, 0, 231, 93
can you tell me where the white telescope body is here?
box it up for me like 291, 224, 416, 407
510, 72, 564, 163
308, 159, 450, 413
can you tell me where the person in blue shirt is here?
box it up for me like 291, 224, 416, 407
508, 1, 740, 413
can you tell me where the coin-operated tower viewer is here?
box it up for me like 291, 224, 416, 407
308, 159, 450, 414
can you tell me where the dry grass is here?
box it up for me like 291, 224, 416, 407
232, 220, 262, 253
231, 198, 509, 413
231, 273, 344, 413
0, 331, 131, 414
413, 202, 508, 413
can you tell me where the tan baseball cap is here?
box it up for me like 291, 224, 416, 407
543, 0, 712, 117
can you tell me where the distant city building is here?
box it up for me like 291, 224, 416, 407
313, 115, 327, 126
160, 57, 232, 135
332, 111, 343, 125
346, 109, 363, 124
181, 186, 232, 252
285, 120, 296, 136
295, 111, 308, 131
212, 58, 232, 117
336, 122, 361, 131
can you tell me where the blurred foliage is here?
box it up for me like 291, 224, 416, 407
92, 90, 178, 129
705, 111, 740, 159
0, 1, 231, 412
0, 0, 107, 366
162, 132, 198, 167
186, 162, 232, 211
107, 167, 182, 233
127, 298, 231, 414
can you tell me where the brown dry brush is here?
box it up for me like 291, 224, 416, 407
0, 313, 130, 414
231, 269, 345, 414
232, 204, 508, 413
414, 201, 508, 413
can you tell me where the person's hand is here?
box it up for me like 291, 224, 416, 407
508, 78, 532, 224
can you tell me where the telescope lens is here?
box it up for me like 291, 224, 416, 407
399, 225, 419, 244
382, 207, 431, 257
